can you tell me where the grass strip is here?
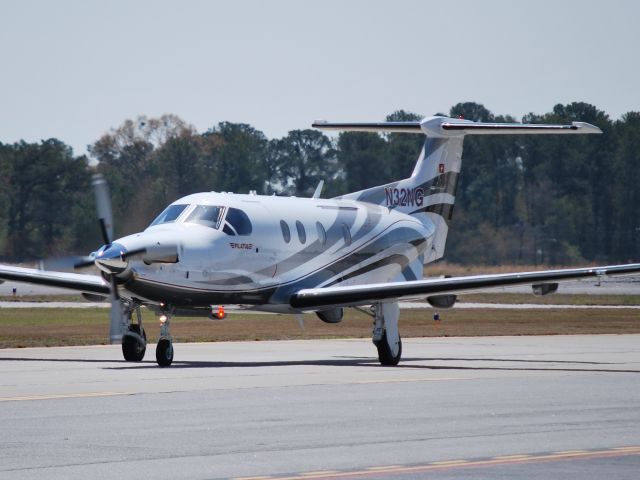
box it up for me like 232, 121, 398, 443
1, 307, 639, 349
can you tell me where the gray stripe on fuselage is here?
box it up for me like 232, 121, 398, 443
325, 253, 414, 287
269, 225, 427, 304
348, 203, 384, 245
402, 265, 418, 281
124, 276, 277, 306
255, 205, 359, 278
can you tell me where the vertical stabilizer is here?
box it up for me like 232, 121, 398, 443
313, 116, 601, 264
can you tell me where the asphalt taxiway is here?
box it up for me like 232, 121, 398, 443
1, 335, 639, 479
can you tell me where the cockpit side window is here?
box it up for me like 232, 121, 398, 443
150, 204, 188, 226
222, 208, 252, 236
185, 205, 223, 229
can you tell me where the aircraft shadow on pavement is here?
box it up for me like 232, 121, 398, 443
2, 356, 639, 374
118, 357, 640, 374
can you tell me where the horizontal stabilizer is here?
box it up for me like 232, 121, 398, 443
313, 117, 602, 137
312, 120, 422, 133
440, 121, 602, 135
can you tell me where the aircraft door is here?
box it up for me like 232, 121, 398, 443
233, 202, 278, 280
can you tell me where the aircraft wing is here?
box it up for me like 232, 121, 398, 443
290, 263, 640, 309
0, 265, 110, 296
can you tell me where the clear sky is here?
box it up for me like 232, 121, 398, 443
1, 0, 639, 156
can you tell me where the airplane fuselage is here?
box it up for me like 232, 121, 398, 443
112, 192, 434, 313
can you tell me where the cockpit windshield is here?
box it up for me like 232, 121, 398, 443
185, 205, 223, 229
149, 204, 188, 226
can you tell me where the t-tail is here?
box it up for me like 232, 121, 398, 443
313, 116, 601, 263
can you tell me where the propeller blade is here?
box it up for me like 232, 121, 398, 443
98, 219, 110, 246
92, 173, 114, 245
109, 274, 119, 301
108, 275, 124, 344
74, 257, 97, 269
108, 299, 124, 344
38, 256, 95, 272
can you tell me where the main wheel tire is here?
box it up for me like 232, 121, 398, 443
374, 331, 402, 366
156, 338, 174, 367
122, 324, 146, 362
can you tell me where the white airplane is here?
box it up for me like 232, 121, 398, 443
1, 116, 639, 367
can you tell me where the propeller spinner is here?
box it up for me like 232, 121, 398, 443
39, 173, 180, 345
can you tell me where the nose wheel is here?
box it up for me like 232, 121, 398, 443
156, 309, 174, 367
156, 338, 174, 367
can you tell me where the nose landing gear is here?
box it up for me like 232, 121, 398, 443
156, 309, 174, 367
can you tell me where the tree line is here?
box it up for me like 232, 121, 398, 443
0, 102, 638, 266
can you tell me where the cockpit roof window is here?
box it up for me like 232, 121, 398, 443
185, 205, 223, 229
150, 204, 188, 226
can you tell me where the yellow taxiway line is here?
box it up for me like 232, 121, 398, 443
0, 391, 132, 402
233, 446, 640, 480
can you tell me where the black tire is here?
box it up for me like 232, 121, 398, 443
374, 331, 402, 366
122, 324, 146, 362
156, 338, 174, 367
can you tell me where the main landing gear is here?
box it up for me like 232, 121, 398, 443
371, 301, 402, 366
122, 304, 147, 362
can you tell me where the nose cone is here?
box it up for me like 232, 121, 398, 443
95, 242, 129, 274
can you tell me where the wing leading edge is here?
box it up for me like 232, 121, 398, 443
0, 265, 110, 295
289, 263, 640, 310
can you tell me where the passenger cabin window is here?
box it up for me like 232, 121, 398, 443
150, 204, 188, 226
185, 205, 223, 229
316, 222, 326, 245
296, 220, 306, 244
280, 220, 291, 243
222, 207, 252, 236
342, 223, 351, 246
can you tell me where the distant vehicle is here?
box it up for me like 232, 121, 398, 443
2, 116, 638, 367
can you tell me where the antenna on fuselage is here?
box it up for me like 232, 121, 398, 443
312, 180, 324, 199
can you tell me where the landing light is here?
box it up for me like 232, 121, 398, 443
159, 314, 168, 324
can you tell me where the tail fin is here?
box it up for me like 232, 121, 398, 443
314, 116, 601, 263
